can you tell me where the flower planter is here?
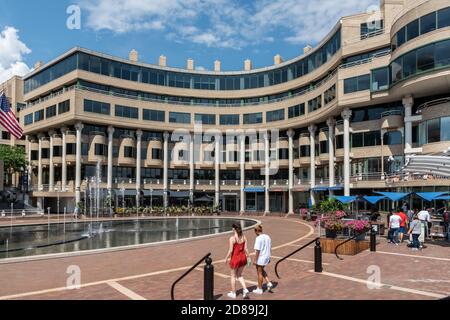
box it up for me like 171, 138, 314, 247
355, 232, 366, 241
320, 238, 370, 256
325, 230, 338, 239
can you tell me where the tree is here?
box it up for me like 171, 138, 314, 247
0, 145, 27, 175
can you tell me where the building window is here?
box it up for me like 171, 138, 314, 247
115, 105, 139, 119
406, 19, 419, 41
438, 7, 450, 28
383, 131, 402, 145
2, 131, 10, 140
31, 150, 38, 160
123, 146, 135, 158
41, 148, 50, 159
336, 135, 344, 149
58, 100, 70, 114
243, 113, 263, 125
324, 85, 336, 104
66, 143, 76, 155
319, 141, 328, 154
34, 110, 44, 122
344, 74, 370, 94
360, 20, 383, 39
420, 12, 437, 35
152, 148, 162, 160
94, 144, 107, 156
300, 145, 310, 157
169, 112, 191, 124
24, 113, 33, 125
308, 96, 322, 112
288, 103, 305, 119
143, 109, 165, 122
266, 109, 285, 123
46, 105, 57, 119
53, 146, 62, 157
427, 118, 441, 143
84, 99, 110, 115
81, 143, 89, 156
278, 149, 289, 160
220, 114, 239, 125
195, 114, 216, 125
371, 67, 390, 92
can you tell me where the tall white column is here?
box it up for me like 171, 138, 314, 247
327, 118, 336, 195
189, 135, 194, 204
215, 136, 220, 208
240, 133, 246, 214
403, 95, 414, 152
75, 122, 84, 206
48, 130, 55, 191
341, 109, 352, 197
308, 125, 317, 207
163, 131, 170, 208
136, 130, 143, 207
61, 127, 67, 191
287, 129, 295, 215
107, 126, 114, 194
37, 133, 44, 191
264, 132, 270, 215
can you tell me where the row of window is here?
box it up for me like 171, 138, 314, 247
392, 7, 450, 52
25, 32, 340, 94
414, 116, 450, 146
343, 74, 370, 94
24, 100, 70, 126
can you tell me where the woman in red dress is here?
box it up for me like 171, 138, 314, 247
224, 224, 249, 299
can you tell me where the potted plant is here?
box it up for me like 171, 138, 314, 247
346, 220, 371, 241
324, 219, 344, 239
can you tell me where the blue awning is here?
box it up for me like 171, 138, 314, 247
415, 192, 448, 202
332, 196, 358, 204
363, 196, 386, 205
436, 196, 450, 200
329, 185, 344, 191
375, 192, 410, 202
244, 187, 265, 193
312, 186, 329, 192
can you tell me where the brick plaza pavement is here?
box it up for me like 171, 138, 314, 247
0, 215, 448, 300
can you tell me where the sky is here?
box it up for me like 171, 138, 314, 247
0, 0, 379, 83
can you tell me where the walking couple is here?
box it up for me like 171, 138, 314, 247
224, 224, 273, 299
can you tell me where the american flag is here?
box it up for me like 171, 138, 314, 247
0, 92, 23, 140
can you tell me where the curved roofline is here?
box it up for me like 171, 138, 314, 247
24, 20, 341, 80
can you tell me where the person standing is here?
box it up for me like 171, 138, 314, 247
408, 215, 422, 251
389, 212, 402, 245
418, 208, 431, 242
386, 209, 393, 243
397, 208, 408, 243
253, 225, 273, 294
224, 224, 250, 299
443, 208, 449, 240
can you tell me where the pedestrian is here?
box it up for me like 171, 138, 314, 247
407, 215, 422, 251
397, 208, 408, 243
388, 211, 402, 245
418, 208, 431, 241
253, 225, 273, 294
443, 207, 449, 240
387, 209, 393, 243
224, 224, 249, 299
402, 202, 408, 215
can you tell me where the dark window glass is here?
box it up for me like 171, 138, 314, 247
397, 27, 406, 47
438, 7, 450, 28
31, 150, 38, 160
383, 131, 402, 145
152, 149, 162, 160
115, 105, 139, 119
344, 74, 370, 94
352, 133, 363, 148
319, 141, 328, 154
41, 148, 50, 159
278, 149, 289, 160
66, 143, 76, 155
441, 117, 450, 141
391, 59, 403, 83
372, 67, 389, 91
324, 85, 336, 104
46, 105, 56, 119
58, 100, 70, 114
300, 145, 310, 157
308, 96, 322, 112
24, 114, 33, 125
34, 110, 44, 122
53, 146, 62, 157
84, 99, 110, 115
195, 114, 216, 125
288, 103, 305, 119
266, 109, 285, 122
95, 144, 106, 156
169, 112, 191, 124
143, 109, 165, 122
124, 146, 135, 158
417, 44, 435, 72
420, 12, 437, 34
403, 50, 417, 78
435, 39, 450, 67
427, 118, 440, 143
336, 135, 344, 149
407, 19, 419, 41
220, 114, 240, 125
243, 113, 262, 125
364, 131, 381, 146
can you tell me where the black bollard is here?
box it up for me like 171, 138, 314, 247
314, 239, 323, 273
370, 227, 377, 252
204, 256, 214, 300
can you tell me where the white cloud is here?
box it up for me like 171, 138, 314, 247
0, 26, 32, 83
80, 0, 379, 49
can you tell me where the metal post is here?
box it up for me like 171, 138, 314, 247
204, 256, 214, 300
314, 239, 323, 273
370, 227, 377, 252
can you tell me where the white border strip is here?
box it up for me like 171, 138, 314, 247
107, 281, 147, 300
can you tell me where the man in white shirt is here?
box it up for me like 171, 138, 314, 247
389, 213, 402, 245
418, 208, 431, 241
253, 225, 273, 294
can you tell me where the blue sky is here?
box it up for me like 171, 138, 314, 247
0, 0, 378, 82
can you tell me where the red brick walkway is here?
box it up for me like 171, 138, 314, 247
0, 216, 448, 300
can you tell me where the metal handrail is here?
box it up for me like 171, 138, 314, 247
334, 231, 365, 260
381, 110, 403, 117
171, 252, 211, 300
275, 237, 320, 279
417, 97, 450, 113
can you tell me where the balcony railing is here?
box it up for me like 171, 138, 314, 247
339, 49, 391, 70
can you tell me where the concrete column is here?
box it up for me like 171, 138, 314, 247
264, 132, 270, 215
327, 118, 336, 195
75, 122, 84, 206
107, 126, 114, 194
37, 133, 44, 191
215, 136, 220, 208
341, 109, 352, 197
61, 127, 68, 191
287, 129, 295, 215
136, 130, 143, 207
308, 125, 317, 207
403, 95, 414, 152
48, 130, 55, 191
163, 131, 170, 208
240, 133, 246, 214
189, 135, 194, 204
